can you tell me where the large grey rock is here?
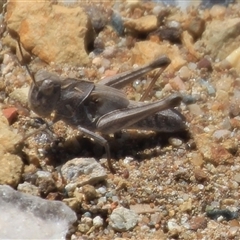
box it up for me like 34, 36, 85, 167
0, 185, 77, 239
109, 206, 138, 232
61, 157, 107, 186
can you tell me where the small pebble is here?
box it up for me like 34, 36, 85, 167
62, 198, 79, 211
109, 207, 138, 232
111, 11, 124, 35
122, 169, 130, 179
189, 216, 207, 231
197, 58, 212, 71
209, 5, 226, 18
169, 76, 186, 91
226, 46, 240, 73
98, 197, 107, 204
187, 17, 205, 39
133, 79, 143, 92
199, 79, 216, 95
233, 173, 240, 183
93, 216, 104, 228
166, 20, 181, 29
82, 212, 92, 218
2, 107, 18, 125
167, 219, 181, 232
112, 195, 120, 202
17, 182, 40, 196
178, 66, 191, 80
101, 58, 111, 69
123, 157, 134, 164
150, 213, 161, 225
194, 168, 208, 182
168, 137, 183, 147
212, 129, 231, 141
188, 62, 197, 70
188, 103, 203, 116
152, 5, 163, 16
182, 94, 197, 104
229, 226, 240, 237
102, 46, 116, 58
82, 185, 98, 201
92, 57, 102, 67
97, 186, 107, 195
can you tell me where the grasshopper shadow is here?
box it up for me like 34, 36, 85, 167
42, 129, 190, 167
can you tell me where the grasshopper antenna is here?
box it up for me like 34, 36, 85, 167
8, 27, 37, 86
16, 38, 36, 85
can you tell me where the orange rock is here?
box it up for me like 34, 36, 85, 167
111, 201, 118, 211
103, 69, 118, 78
6, 0, 94, 65
2, 107, 18, 125
124, 15, 158, 33
131, 41, 186, 73
195, 133, 233, 165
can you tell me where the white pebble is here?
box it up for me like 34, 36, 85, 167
97, 187, 107, 195
93, 216, 103, 228
167, 219, 181, 231
81, 216, 93, 226
168, 137, 182, 147
155, 91, 163, 99
166, 20, 181, 29
102, 46, 115, 58
152, 6, 163, 16
212, 129, 231, 141
123, 157, 134, 164
98, 197, 107, 204
92, 57, 102, 67
188, 62, 197, 70
112, 195, 119, 202
133, 79, 143, 92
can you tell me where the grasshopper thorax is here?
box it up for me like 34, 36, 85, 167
28, 70, 61, 117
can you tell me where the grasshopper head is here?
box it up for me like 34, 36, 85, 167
28, 70, 61, 117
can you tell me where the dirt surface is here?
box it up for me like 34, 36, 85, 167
1, 0, 240, 239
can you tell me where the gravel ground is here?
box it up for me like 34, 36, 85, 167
1, 0, 240, 239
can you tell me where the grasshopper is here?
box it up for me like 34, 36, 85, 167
16, 38, 186, 173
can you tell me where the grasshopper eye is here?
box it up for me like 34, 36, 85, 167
40, 79, 57, 96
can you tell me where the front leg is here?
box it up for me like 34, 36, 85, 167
17, 119, 54, 144
77, 126, 115, 174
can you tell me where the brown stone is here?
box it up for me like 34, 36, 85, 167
131, 41, 186, 72
187, 17, 205, 40
189, 216, 207, 231
0, 153, 23, 187
0, 111, 22, 154
195, 133, 233, 165
196, 18, 240, 60
82, 184, 98, 201
6, 0, 94, 65
124, 15, 158, 33
194, 168, 208, 182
